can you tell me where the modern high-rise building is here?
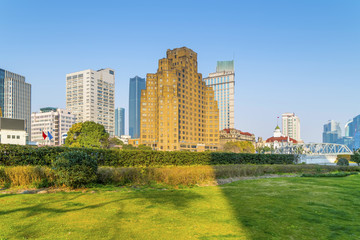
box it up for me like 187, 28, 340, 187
322, 120, 342, 143
0, 68, 31, 140
129, 76, 145, 138
281, 113, 301, 142
31, 107, 76, 145
140, 47, 219, 151
204, 61, 235, 130
115, 107, 125, 137
345, 115, 360, 150
66, 68, 115, 136
345, 119, 354, 137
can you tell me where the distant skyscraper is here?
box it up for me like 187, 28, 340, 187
129, 76, 145, 138
348, 114, 360, 150
322, 120, 341, 143
281, 113, 301, 142
115, 107, 125, 137
204, 60, 235, 130
345, 119, 354, 137
0, 68, 31, 140
66, 68, 115, 136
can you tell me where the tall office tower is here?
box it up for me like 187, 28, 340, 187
204, 61, 235, 130
115, 107, 125, 137
345, 119, 354, 137
66, 68, 115, 136
129, 76, 145, 138
0, 68, 31, 140
281, 113, 301, 141
322, 120, 342, 143
31, 107, 76, 145
347, 114, 360, 149
140, 47, 219, 151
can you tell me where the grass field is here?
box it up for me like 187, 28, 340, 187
1, 175, 360, 239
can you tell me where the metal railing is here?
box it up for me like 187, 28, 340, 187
274, 143, 352, 155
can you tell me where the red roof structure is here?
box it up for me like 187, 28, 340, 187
223, 128, 231, 133
265, 136, 298, 144
240, 131, 252, 136
222, 128, 254, 136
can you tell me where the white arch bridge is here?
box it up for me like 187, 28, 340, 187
274, 143, 353, 165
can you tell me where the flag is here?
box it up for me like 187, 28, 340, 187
42, 131, 47, 140
47, 131, 53, 141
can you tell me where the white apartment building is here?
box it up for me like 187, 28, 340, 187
204, 61, 235, 130
66, 68, 115, 136
0, 68, 31, 140
31, 107, 76, 145
282, 113, 301, 142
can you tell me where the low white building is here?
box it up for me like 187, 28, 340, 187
31, 107, 76, 146
0, 117, 27, 145
120, 135, 131, 145
265, 125, 298, 149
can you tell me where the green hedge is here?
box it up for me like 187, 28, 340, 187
0, 144, 296, 167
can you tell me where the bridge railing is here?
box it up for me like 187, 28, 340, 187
274, 143, 352, 155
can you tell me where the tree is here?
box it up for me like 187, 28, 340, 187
65, 121, 109, 149
351, 151, 360, 166
138, 144, 152, 151
256, 146, 271, 154
337, 158, 349, 166
122, 144, 136, 150
109, 137, 123, 146
223, 141, 255, 153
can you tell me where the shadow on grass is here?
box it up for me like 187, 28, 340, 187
0, 193, 117, 217
0, 187, 206, 239
218, 172, 360, 239
134, 189, 204, 209
0, 194, 13, 199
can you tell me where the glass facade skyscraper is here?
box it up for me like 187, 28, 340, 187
129, 76, 145, 138
322, 120, 341, 144
115, 107, 125, 137
204, 61, 235, 130
0, 68, 31, 140
324, 117, 356, 150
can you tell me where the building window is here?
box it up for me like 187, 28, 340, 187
7, 135, 10, 139
17, 136, 20, 139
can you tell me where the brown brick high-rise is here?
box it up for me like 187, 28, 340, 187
140, 47, 219, 151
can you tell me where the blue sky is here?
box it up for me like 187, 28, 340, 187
1, 0, 359, 142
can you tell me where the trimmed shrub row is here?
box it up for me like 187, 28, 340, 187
2, 164, 360, 188
0, 144, 297, 167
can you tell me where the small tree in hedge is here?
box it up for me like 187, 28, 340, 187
65, 121, 109, 149
337, 158, 349, 166
351, 151, 360, 166
223, 141, 255, 153
52, 151, 98, 188
108, 137, 123, 146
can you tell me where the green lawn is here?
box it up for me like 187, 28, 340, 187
1, 175, 360, 239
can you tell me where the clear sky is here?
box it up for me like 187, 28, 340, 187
1, 0, 359, 142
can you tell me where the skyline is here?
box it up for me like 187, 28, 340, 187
1, 0, 359, 142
